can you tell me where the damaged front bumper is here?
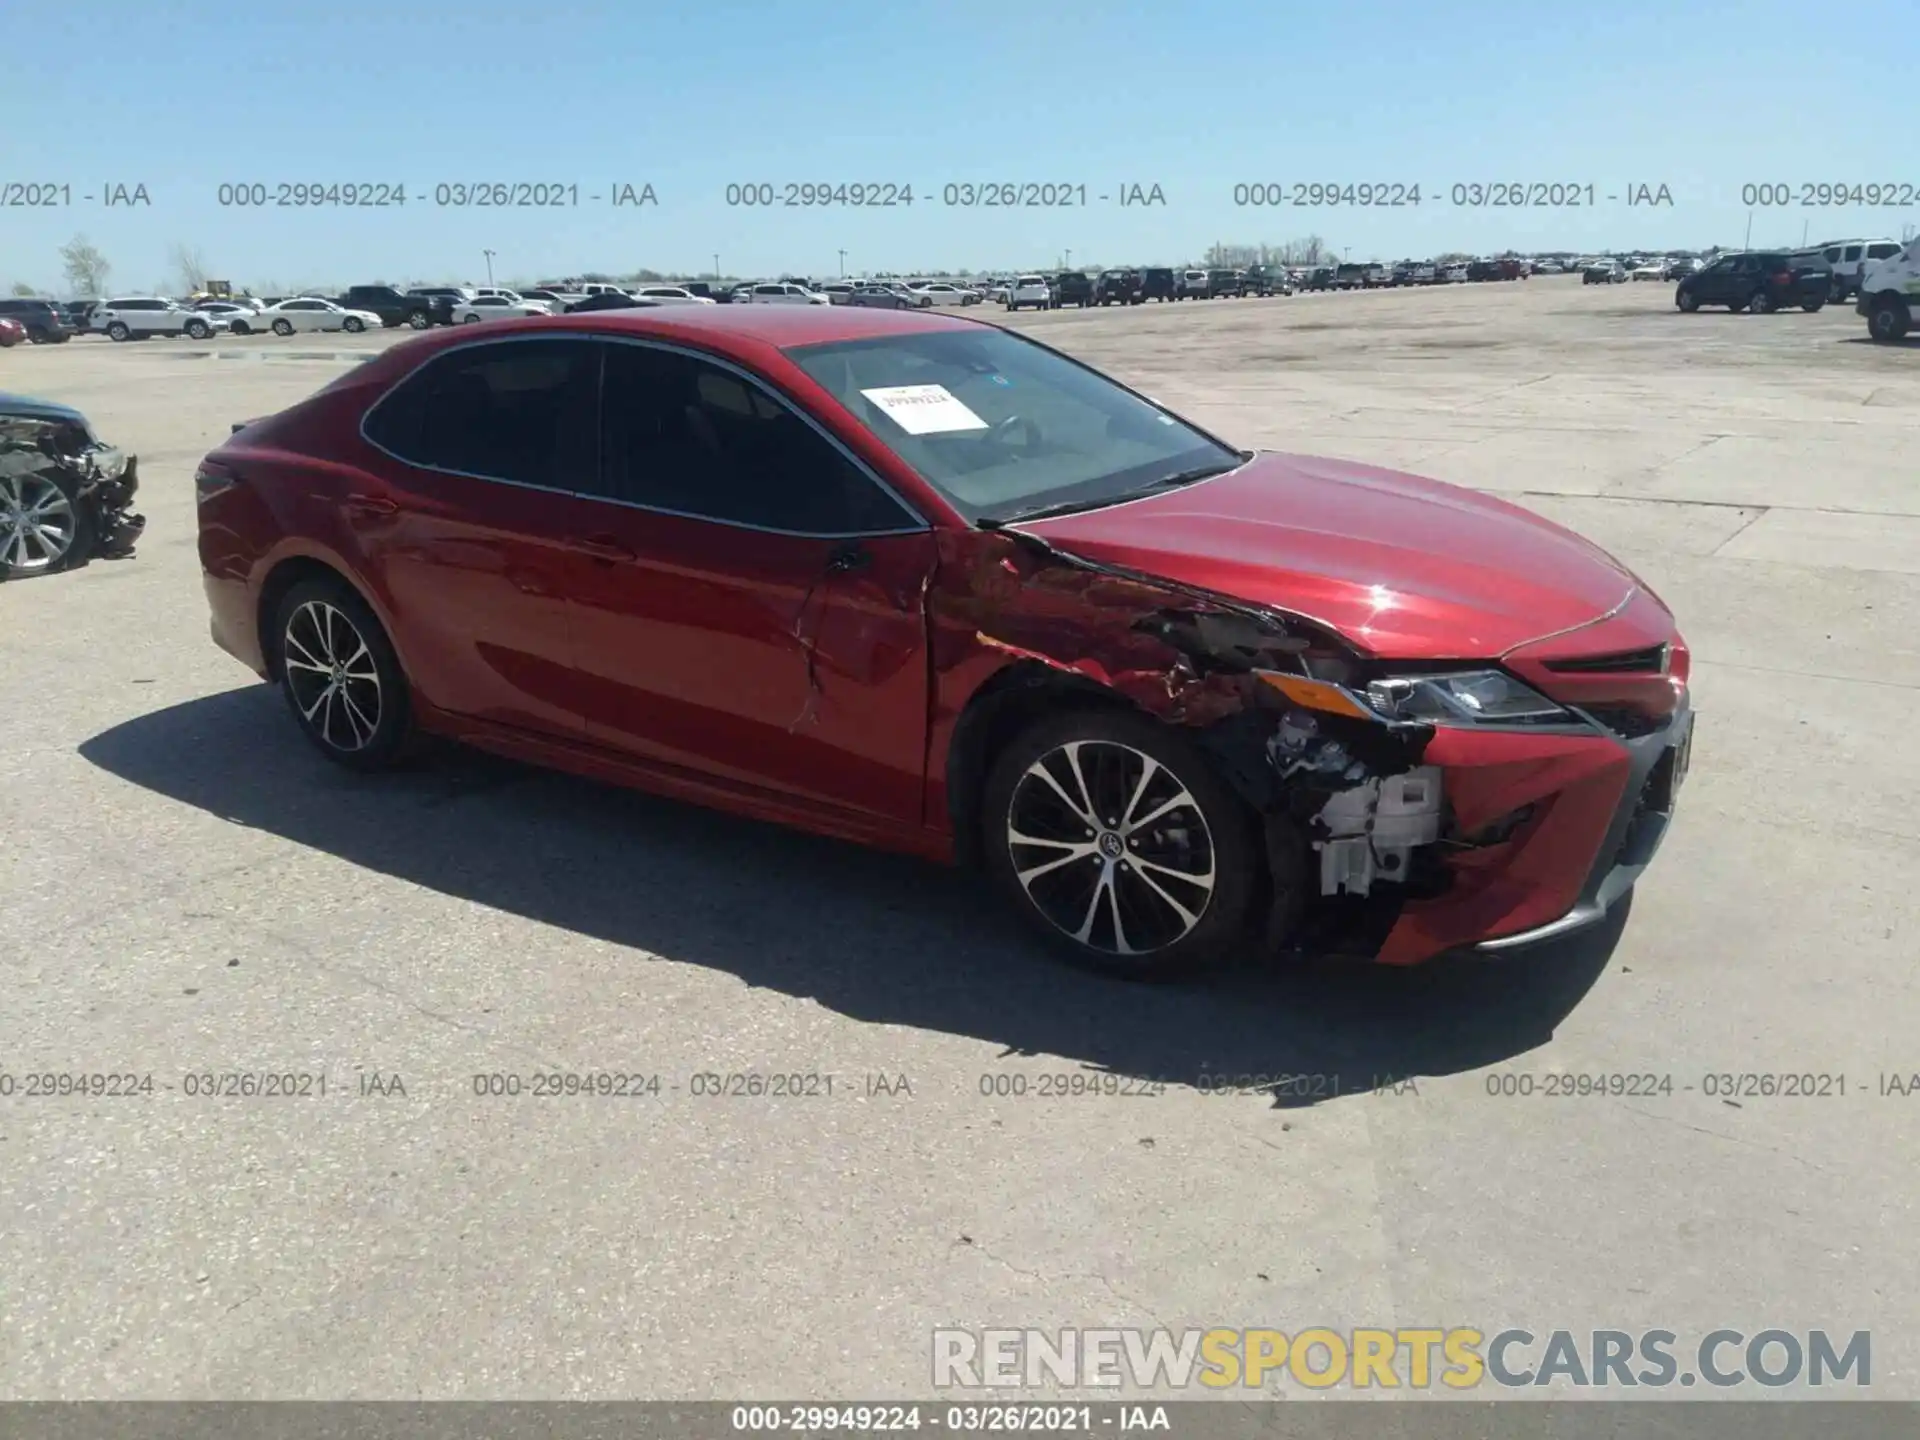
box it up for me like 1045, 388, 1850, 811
79, 449, 146, 558
1367, 697, 1693, 964
1468, 699, 1691, 953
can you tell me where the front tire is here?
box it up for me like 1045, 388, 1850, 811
272, 318, 294, 336
1869, 298, 1911, 342
1749, 290, 1774, 315
343, 316, 365, 333
1677, 290, 1699, 312
273, 577, 415, 771
408, 312, 430, 330
981, 710, 1259, 980
184, 319, 210, 339
0, 465, 91, 580
106, 322, 130, 342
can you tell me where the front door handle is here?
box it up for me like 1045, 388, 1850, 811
574, 533, 636, 562
344, 494, 398, 516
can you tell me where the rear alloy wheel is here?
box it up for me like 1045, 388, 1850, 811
274, 578, 414, 770
0, 469, 88, 579
983, 711, 1258, 979
1749, 290, 1774, 315
408, 312, 429, 330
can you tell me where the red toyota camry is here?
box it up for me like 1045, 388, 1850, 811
196, 305, 1692, 978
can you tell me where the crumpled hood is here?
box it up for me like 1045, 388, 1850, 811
1018, 451, 1638, 658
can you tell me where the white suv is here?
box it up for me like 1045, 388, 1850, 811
1005, 276, 1051, 311
1177, 269, 1210, 299
93, 297, 230, 341
746, 282, 830, 305
1800, 238, 1903, 301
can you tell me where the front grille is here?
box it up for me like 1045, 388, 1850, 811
1543, 644, 1668, 675
1581, 706, 1668, 739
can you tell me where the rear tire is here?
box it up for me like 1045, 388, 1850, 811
1749, 290, 1774, 315
981, 710, 1260, 980
272, 576, 416, 772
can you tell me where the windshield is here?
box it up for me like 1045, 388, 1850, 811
785, 327, 1240, 524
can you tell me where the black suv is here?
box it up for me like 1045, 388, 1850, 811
1241, 264, 1292, 296
335, 286, 435, 329
1050, 272, 1094, 308
0, 299, 75, 344
1094, 269, 1143, 305
1141, 268, 1177, 302
1675, 252, 1827, 314
404, 288, 471, 326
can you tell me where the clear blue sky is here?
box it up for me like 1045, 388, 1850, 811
6, 0, 1916, 293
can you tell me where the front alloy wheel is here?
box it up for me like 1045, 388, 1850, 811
984, 713, 1257, 978
0, 471, 83, 578
275, 579, 414, 769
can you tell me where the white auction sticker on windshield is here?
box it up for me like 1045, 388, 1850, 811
860, 384, 989, 435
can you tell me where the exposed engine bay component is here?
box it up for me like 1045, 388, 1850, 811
1312, 766, 1444, 897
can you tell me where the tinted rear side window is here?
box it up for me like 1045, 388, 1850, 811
364, 338, 598, 489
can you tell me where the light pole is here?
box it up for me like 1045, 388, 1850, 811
1743, 212, 1753, 248
482, 249, 496, 284
1065, 248, 1072, 270
712, 253, 720, 280
838, 249, 847, 277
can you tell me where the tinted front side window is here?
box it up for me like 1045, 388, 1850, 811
595, 342, 913, 534
1868, 244, 1899, 259
365, 338, 597, 488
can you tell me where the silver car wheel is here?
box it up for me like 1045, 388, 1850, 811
282, 600, 384, 752
0, 473, 77, 573
1005, 739, 1217, 956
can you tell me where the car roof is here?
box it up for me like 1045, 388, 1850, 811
350, 303, 984, 378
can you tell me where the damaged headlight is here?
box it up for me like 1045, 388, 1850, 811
1362, 670, 1572, 726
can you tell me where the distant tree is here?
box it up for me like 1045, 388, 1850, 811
9, 281, 37, 297
59, 235, 112, 296
170, 243, 211, 293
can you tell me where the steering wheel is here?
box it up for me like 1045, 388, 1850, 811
986, 414, 1044, 457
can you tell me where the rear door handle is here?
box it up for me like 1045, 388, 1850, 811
344, 494, 398, 516
574, 534, 636, 561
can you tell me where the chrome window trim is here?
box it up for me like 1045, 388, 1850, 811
356, 328, 933, 540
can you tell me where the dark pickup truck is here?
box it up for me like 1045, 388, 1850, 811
1675, 252, 1829, 314
1094, 269, 1143, 305
334, 286, 436, 329
1240, 265, 1292, 296
1050, 272, 1095, 308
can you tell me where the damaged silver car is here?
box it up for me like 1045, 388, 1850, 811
0, 392, 145, 580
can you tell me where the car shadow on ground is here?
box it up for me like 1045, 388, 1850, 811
81, 688, 1624, 1109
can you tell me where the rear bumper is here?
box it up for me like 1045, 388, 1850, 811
1374, 697, 1692, 965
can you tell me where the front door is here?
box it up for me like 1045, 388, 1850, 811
566, 339, 937, 825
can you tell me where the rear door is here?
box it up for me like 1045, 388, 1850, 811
565, 338, 937, 824
353, 336, 599, 738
